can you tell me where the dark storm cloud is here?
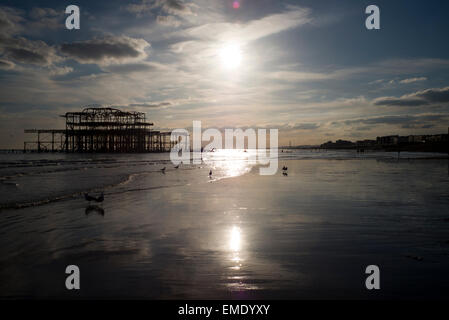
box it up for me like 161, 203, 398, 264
60, 36, 150, 65
374, 86, 449, 107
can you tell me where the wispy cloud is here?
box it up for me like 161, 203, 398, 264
127, 0, 194, 16
374, 86, 449, 107
399, 77, 427, 84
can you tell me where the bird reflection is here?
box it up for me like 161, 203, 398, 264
85, 205, 105, 216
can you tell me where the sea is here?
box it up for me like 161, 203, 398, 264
0, 149, 448, 299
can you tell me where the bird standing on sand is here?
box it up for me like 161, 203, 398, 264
282, 165, 288, 176
174, 165, 179, 169
96, 192, 104, 203
161, 167, 166, 173
209, 169, 212, 177
84, 193, 95, 202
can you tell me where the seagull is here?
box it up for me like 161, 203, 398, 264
174, 165, 179, 169
209, 169, 212, 176
282, 166, 288, 171
96, 192, 104, 203
161, 167, 166, 173
84, 192, 104, 203
84, 193, 96, 202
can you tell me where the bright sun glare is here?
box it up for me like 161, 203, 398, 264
219, 44, 242, 70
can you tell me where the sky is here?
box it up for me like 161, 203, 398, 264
1, 0, 449, 148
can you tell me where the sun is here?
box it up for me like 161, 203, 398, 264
219, 43, 242, 70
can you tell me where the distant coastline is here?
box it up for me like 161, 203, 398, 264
283, 132, 449, 154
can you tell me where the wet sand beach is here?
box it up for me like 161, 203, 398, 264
0, 150, 449, 299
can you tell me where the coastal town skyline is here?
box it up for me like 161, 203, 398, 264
1, 0, 449, 148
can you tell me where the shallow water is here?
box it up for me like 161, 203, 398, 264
0, 150, 448, 299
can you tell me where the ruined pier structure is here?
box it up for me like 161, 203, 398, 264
24, 107, 178, 152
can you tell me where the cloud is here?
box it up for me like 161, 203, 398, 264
399, 77, 427, 84
27, 7, 61, 31
103, 62, 162, 74
181, 5, 311, 43
292, 123, 320, 130
343, 115, 414, 125
338, 113, 448, 128
267, 67, 366, 82
155, 0, 193, 15
29, 7, 58, 20
268, 70, 336, 82
128, 102, 172, 108
415, 87, 449, 103
0, 6, 23, 36
0, 6, 63, 66
0, 36, 61, 66
373, 86, 449, 107
373, 97, 428, 107
0, 58, 15, 69
0, 6, 62, 37
49, 66, 73, 76
377, 58, 449, 72
60, 36, 150, 65
127, 0, 193, 17
156, 15, 182, 27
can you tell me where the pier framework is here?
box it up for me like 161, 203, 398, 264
24, 107, 176, 153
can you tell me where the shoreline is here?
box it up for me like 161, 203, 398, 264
0, 155, 449, 298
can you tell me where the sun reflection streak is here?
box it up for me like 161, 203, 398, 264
228, 225, 243, 271
203, 149, 255, 179
229, 226, 241, 252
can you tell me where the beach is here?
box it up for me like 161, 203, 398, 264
0, 150, 449, 299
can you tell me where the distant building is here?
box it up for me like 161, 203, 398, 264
426, 134, 448, 142
356, 139, 376, 147
376, 135, 399, 145
320, 139, 355, 149
322, 133, 448, 152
